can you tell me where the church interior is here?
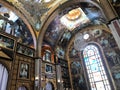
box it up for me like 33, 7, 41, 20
0, 0, 120, 90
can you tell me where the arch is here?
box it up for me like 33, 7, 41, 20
66, 25, 114, 90
67, 25, 112, 60
37, 0, 106, 57
82, 43, 112, 90
0, 63, 8, 90
0, 0, 37, 49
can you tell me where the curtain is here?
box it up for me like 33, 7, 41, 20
18, 86, 27, 90
0, 63, 8, 90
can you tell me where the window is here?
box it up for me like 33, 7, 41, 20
83, 44, 111, 90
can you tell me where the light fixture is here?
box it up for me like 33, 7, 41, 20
41, 77, 44, 80
35, 76, 39, 80
44, 0, 51, 3
35, 76, 39, 87
57, 79, 60, 82
83, 33, 89, 40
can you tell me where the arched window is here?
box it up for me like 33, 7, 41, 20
0, 63, 8, 90
83, 44, 111, 90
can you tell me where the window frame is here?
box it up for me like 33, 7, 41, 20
82, 43, 114, 90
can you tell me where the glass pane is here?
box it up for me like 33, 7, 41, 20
96, 82, 104, 90
91, 64, 99, 72
89, 56, 97, 64
83, 45, 111, 90
93, 72, 102, 81
88, 50, 94, 56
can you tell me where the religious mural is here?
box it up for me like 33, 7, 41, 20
70, 28, 120, 89
44, 2, 106, 48
69, 47, 79, 58
0, 4, 34, 47
69, 42, 87, 90
70, 61, 87, 90
55, 46, 65, 59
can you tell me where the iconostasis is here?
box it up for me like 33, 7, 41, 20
0, 3, 35, 90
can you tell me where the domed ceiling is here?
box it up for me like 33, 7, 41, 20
43, 1, 107, 58
0, 0, 119, 58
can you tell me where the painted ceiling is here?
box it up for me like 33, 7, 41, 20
43, 2, 106, 47
0, 0, 119, 59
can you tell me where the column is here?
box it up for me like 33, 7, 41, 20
35, 57, 42, 90
108, 19, 120, 49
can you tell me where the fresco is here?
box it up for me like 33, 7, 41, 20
0, 4, 34, 47
58, 30, 72, 47
69, 47, 80, 59
44, 16, 64, 46
55, 46, 65, 59
44, 2, 106, 47
72, 28, 120, 89
70, 61, 87, 90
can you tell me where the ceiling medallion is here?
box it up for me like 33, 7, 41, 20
66, 8, 82, 21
